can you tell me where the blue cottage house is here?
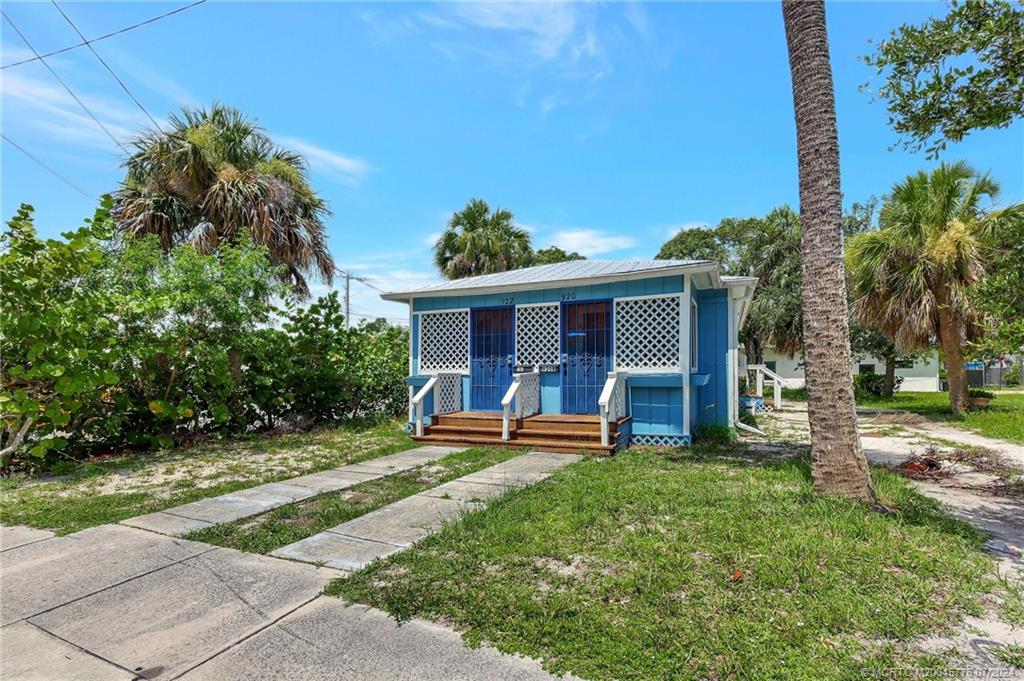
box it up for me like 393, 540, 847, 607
381, 260, 757, 453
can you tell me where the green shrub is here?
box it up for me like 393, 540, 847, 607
694, 424, 738, 444
1005, 365, 1021, 387
1, 201, 121, 467
1, 201, 410, 469
969, 388, 995, 399
853, 372, 903, 399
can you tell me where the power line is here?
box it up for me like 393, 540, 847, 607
2, 10, 131, 154
50, 0, 162, 131
2, 0, 208, 70
2, 134, 94, 199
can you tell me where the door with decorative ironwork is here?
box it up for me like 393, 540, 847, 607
470, 307, 515, 411
561, 300, 612, 414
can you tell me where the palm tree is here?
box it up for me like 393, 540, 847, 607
783, 0, 877, 503
433, 198, 533, 279
847, 162, 1020, 414
114, 104, 334, 296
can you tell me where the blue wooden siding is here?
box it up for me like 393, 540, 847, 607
629, 374, 685, 435
411, 275, 684, 313
691, 288, 729, 428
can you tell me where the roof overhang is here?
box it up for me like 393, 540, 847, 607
381, 261, 723, 302
723, 275, 759, 327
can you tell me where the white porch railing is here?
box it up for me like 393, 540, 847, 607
598, 370, 629, 447
500, 371, 540, 441
748, 364, 785, 411
410, 373, 462, 436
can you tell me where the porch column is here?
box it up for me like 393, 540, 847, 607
727, 293, 738, 427
681, 274, 692, 440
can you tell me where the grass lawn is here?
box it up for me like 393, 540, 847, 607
0, 420, 412, 534
186, 447, 520, 554
328, 448, 1011, 680
858, 392, 1024, 444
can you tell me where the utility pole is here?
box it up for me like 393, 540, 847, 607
343, 271, 351, 329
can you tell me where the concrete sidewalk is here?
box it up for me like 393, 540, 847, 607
271, 452, 581, 572
120, 445, 462, 536
0, 524, 566, 681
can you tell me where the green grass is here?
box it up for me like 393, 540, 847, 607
185, 447, 520, 554
328, 449, 1005, 680
858, 392, 1024, 444
0, 420, 413, 534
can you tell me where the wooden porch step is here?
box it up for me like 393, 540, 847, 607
514, 428, 603, 442
410, 434, 616, 456
426, 424, 504, 436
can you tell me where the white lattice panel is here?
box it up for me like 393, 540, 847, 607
614, 295, 681, 370
419, 310, 469, 373
515, 304, 559, 366
436, 373, 462, 413
514, 372, 540, 417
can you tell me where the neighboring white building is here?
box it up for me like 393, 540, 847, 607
759, 348, 941, 392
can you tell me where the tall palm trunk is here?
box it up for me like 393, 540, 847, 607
882, 354, 897, 399
782, 0, 877, 502
936, 286, 970, 414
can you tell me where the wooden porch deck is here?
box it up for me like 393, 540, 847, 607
411, 411, 629, 455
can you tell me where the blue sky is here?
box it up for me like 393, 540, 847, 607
3, 1, 1022, 322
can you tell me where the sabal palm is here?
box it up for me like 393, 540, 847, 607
434, 198, 533, 279
114, 104, 334, 296
847, 161, 1017, 414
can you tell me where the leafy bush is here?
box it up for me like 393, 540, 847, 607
969, 389, 995, 399
853, 372, 903, 399
1, 201, 410, 468
1, 202, 120, 466
1005, 365, 1021, 387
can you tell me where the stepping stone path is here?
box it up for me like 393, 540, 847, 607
120, 445, 463, 536
271, 452, 581, 572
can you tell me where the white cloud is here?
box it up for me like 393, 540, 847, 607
2, 70, 147, 150
276, 135, 371, 187
551, 229, 636, 257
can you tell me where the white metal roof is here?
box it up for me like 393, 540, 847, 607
380, 259, 721, 300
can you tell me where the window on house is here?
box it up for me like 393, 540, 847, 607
895, 359, 914, 369
690, 299, 698, 370
765, 361, 777, 373
858, 363, 876, 374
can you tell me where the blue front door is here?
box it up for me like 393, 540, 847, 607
470, 307, 515, 411
561, 300, 612, 414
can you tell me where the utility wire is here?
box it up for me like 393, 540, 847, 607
2, 10, 131, 154
50, 0, 162, 131
2, 134, 94, 199
2, 0, 208, 70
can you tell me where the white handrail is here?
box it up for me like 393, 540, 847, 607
598, 370, 628, 447
748, 364, 785, 410
410, 376, 438, 437
501, 371, 540, 441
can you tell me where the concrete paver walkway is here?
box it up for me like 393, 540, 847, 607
121, 445, 462, 536
271, 452, 581, 572
0, 523, 564, 681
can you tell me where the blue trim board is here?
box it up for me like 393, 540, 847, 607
691, 288, 729, 428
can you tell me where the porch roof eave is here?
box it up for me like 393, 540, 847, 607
380, 261, 722, 303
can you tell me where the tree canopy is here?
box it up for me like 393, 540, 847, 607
433, 198, 534, 279
864, 0, 1024, 157
534, 246, 585, 265
114, 103, 334, 296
